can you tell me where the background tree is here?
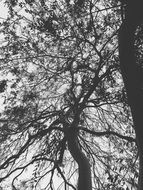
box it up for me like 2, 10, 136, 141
118, 0, 143, 189
0, 0, 139, 189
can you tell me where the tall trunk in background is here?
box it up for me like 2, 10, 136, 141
118, 3, 143, 189
67, 127, 92, 190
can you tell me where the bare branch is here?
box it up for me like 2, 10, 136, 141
79, 127, 136, 143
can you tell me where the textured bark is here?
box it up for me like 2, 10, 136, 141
118, 19, 143, 190
67, 127, 92, 190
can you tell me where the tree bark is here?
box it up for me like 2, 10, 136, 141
67, 127, 92, 190
118, 18, 143, 190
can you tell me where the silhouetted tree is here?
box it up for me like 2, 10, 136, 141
118, 0, 143, 189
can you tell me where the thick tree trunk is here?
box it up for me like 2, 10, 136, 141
67, 127, 92, 190
118, 21, 143, 190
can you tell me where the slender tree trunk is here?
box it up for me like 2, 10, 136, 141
118, 19, 143, 190
67, 127, 92, 190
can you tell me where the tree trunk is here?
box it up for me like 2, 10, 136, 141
67, 127, 92, 190
118, 20, 143, 190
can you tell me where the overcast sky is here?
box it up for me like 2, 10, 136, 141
0, 0, 8, 19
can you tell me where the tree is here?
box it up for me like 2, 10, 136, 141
0, 0, 138, 189
118, 0, 143, 189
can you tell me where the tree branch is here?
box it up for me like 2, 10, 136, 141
79, 127, 136, 143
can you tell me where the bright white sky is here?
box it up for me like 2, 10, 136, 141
0, 1, 8, 108
0, 0, 8, 19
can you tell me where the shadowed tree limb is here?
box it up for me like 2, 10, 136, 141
79, 127, 136, 143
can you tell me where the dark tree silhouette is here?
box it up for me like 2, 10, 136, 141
118, 0, 143, 189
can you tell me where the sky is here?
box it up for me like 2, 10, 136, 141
0, 0, 8, 19
0, 1, 7, 108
